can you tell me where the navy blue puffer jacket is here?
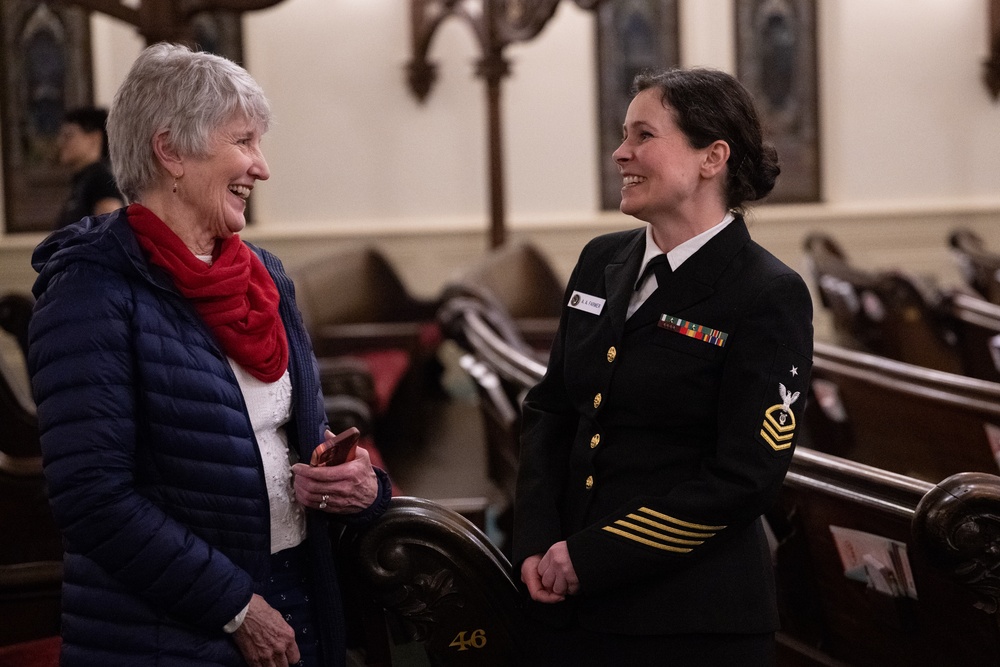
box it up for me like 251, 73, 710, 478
28, 210, 391, 666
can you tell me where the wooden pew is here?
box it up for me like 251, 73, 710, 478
287, 246, 444, 448
439, 299, 1000, 665
338, 496, 530, 666
289, 247, 440, 358
441, 242, 563, 353
804, 341, 1000, 482
0, 293, 33, 359
936, 290, 1000, 384
437, 297, 547, 548
0, 355, 63, 647
950, 228, 1000, 306
803, 233, 962, 375
773, 447, 1000, 667
805, 232, 1000, 386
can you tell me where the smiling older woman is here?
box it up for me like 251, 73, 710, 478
27, 43, 391, 667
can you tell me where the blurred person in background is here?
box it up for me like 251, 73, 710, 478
54, 106, 124, 229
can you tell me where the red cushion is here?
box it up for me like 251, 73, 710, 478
356, 349, 411, 415
0, 636, 60, 667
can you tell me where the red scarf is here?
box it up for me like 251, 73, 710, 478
127, 204, 288, 383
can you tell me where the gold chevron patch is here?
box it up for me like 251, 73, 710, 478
760, 404, 796, 451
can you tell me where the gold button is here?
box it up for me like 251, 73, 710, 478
585, 475, 594, 490
593, 393, 602, 409
607, 346, 617, 362
590, 434, 600, 448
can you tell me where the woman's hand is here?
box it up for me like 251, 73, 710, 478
538, 541, 579, 598
521, 546, 578, 604
292, 442, 378, 514
232, 594, 300, 666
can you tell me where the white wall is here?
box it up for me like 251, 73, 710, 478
3, 0, 999, 236
818, 1, 1000, 205
3, 0, 1000, 332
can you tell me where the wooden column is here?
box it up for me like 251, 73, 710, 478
409, 0, 604, 248
986, 0, 1000, 99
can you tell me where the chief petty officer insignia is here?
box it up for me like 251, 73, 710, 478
760, 382, 800, 451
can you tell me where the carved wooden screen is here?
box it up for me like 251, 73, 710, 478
0, 0, 93, 233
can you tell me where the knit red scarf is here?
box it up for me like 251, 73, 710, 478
126, 203, 288, 383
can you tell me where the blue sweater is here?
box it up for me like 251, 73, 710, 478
28, 209, 391, 666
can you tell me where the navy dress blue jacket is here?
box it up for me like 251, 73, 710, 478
512, 218, 813, 635
28, 209, 391, 666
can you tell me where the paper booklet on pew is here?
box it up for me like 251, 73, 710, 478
829, 526, 918, 599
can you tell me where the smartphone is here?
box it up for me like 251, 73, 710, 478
310, 427, 361, 467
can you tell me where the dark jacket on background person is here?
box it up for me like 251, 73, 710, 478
29, 209, 391, 666
55, 161, 122, 229
512, 217, 813, 635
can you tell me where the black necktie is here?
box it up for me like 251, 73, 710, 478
634, 254, 671, 291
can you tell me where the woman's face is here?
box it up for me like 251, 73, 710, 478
180, 115, 269, 239
612, 88, 710, 223
57, 123, 101, 170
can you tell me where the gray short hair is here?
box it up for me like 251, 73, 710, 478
107, 43, 272, 202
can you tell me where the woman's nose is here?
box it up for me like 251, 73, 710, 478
612, 141, 629, 164
252, 153, 270, 181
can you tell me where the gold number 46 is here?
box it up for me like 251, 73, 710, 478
449, 629, 487, 651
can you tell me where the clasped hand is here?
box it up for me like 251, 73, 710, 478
233, 594, 299, 667
291, 436, 378, 514
521, 541, 579, 603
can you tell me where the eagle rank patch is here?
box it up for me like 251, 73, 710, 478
760, 383, 800, 451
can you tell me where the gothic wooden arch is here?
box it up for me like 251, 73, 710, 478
409, 1, 606, 248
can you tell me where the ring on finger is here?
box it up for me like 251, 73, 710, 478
319, 494, 329, 510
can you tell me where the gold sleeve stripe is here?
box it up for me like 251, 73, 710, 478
602, 526, 694, 553
638, 507, 727, 531
626, 513, 716, 539
614, 520, 703, 545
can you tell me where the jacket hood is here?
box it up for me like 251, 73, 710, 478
32, 209, 150, 299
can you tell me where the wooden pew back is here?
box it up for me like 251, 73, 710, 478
288, 247, 443, 449
774, 448, 1000, 666
937, 290, 1000, 383
338, 496, 530, 666
950, 228, 1000, 306
805, 342, 1000, 482
804, 233, 963, 374
442, 242, 563, 351
0, 293, 32, 359
438, 298, 546, 518
288, 246, 440, 357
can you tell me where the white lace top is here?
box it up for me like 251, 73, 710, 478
229, 360, 307, 554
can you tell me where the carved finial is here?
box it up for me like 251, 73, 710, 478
913, 472, 1000, 615
408, 60, 438, 102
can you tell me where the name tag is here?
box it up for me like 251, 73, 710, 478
568, 291, 605, 315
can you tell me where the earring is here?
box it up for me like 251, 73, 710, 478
172, 173, 179, 194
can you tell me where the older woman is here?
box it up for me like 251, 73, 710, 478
513, 68, 813, 665
28, 43, 391, 667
